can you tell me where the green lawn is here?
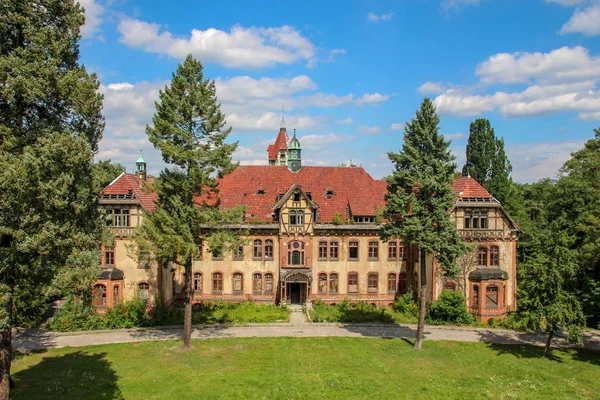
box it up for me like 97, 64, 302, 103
10, 338, 599, 399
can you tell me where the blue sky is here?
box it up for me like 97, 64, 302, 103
79, 0, 600, 182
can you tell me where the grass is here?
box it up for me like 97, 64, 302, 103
10, 338, 599, 399
309, 301, 418, 324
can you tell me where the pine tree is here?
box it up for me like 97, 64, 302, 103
382, 98, 466, 350
462, 119, 515, 209
137, 55, 245, 348
0, 1, 104, 396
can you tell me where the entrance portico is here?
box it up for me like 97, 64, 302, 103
280, 270, 312, 305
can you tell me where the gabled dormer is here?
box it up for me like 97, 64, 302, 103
274, 184, 318, 235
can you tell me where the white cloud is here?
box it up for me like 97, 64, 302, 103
327, 48, 347, 62
117, 16, 315, 68
444, 132, 466, 140
358, 125, 382, 135
78, 0, 105, 39
476, 46, 600, 85
337, 117, 354, 124
545, 0, 588, 5
227, 112, 320, 132
441, 0, 480, 12
390, 123, 404, 131
560, 1, 600, 36
417, 81, 446, 94
215, 75, 316, 103
299, 133, 352, 151
367, 12, 395, 22
297, 93, 354, 107
508, 141, 584, 182
356, 92, 391, 105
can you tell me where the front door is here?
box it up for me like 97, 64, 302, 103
288, 283, 305, 304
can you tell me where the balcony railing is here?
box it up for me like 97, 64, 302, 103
458, 229, 505, 240
110, 226, 135, 237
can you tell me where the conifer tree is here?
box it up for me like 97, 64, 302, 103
462, 119, 515, 209
0, 1, 104, 396
382, 98, 466, 350
137, 55, 244, 348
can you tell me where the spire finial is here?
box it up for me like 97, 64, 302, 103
280, 101, 286, 129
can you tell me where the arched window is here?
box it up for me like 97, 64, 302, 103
194, 273, 202, 293
264, 240, 273, 260
234, 245, 244, 260
387, 273, 397, 293
399, 272, 407, 294
253, 273, 262, 295
490, 246, 499, 267
329, 241, 339, 260
486, 285, 499, 308
477, 247, 488, 267
253, 239, 262, 260
113, 285, 119, 305
265, 273, 273, 294
233, 272, 243, 293
472, 285, 479, 308
329, 273, 339, 294
318, 273, 328, 294
212, 273, 223, 293
348, 273, 359, 294
368, 273, 378, 293
138, 283, 150, 304
368, 241, 379, 261
288, 241, 304, 265
93, 284, 106, 306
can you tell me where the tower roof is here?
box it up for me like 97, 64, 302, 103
267, 129, 289, 161
136, 152, 146, 164
289, 132, 301, 150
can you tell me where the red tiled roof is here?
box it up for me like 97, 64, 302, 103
451, 176, 493, 199
102, 173, 157, 212
267, 129, 289, 161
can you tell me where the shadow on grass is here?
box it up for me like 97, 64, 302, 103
127, 323, 233, 342
11, 351, 123, 400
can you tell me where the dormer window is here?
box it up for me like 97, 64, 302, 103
289, 210, 304, 226
256, 189, 265, 195
325, 189, 334, 199
465, 209, 488, 229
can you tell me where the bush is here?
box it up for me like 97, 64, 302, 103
427, 290, 474, 325
394, 291, 418, 317
103, 298, 147, 329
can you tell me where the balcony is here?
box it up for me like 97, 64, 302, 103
109, 226, 135, 237
458, 229, 505, 240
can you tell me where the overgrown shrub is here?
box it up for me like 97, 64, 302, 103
427, 290, 474, 325
394, 291, 418, 317
103, 298, 147, 329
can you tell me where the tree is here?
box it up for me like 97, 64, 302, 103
0, 1, 104, 397
136, 55, 244, 348
92, 159, 125, 194
382, 98, 466, 350
462, 119, 515, 210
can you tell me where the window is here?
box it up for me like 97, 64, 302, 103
253, 273, 262, 295
113, 285, 119, 305
265, 273, 273, 294
212, 247, 222, 261
289, 209, 304, 226
233, 273, 243, 293
319, 241, 328, 260
490, 246, 499, 267
368, 241, 379, 261
93, 284, 106, 306
138, 283, 150, 304
139, 251, 150, 269
197, 240, 203, 260
348, 240, 359, 260
194, 273, 202, 293
399, 241, 406, 260
212, 273, 223, 293
472, 285, 479, 308
388, 242, 397, 260
329, 273, 339, 294
293, 193, 301, 202
325, 189, 334, 199
109, 209, 129, 227
486, 286, 498, 308
264, 240, 273, 260
288, 242, 305, 265
387, 273, 397, 293
444, 281, 457, 291
368, 273, 378, 293
234, 245, 244, 260
105, 247, 115, 266
348, 273, 359, 294
465, 209, 488, 229
329, 241, 339, 261
399, 272, 407, 294
253, 239, 262, 260
319, 273, 328, 294
478, 247, 488, 267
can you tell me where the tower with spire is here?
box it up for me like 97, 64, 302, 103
288, 129, 302, 172
135, 151, 147, 181
267, 109, 290, 166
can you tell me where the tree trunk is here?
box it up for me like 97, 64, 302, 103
0, 297, 12, 400
544, 330, 554, 358
182, 260, 193, 349
414, 284, 427, 350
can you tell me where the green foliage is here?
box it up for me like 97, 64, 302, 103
332, 213, 343, 225
156, 301, 289, 325
92, 160, 124, 195
382, 98, 466, 277
310, 299, 417, 324
393, 291, 418, 317
375, 206, 384, 224
427, 290, 474, 325
11, 282, 48, 328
